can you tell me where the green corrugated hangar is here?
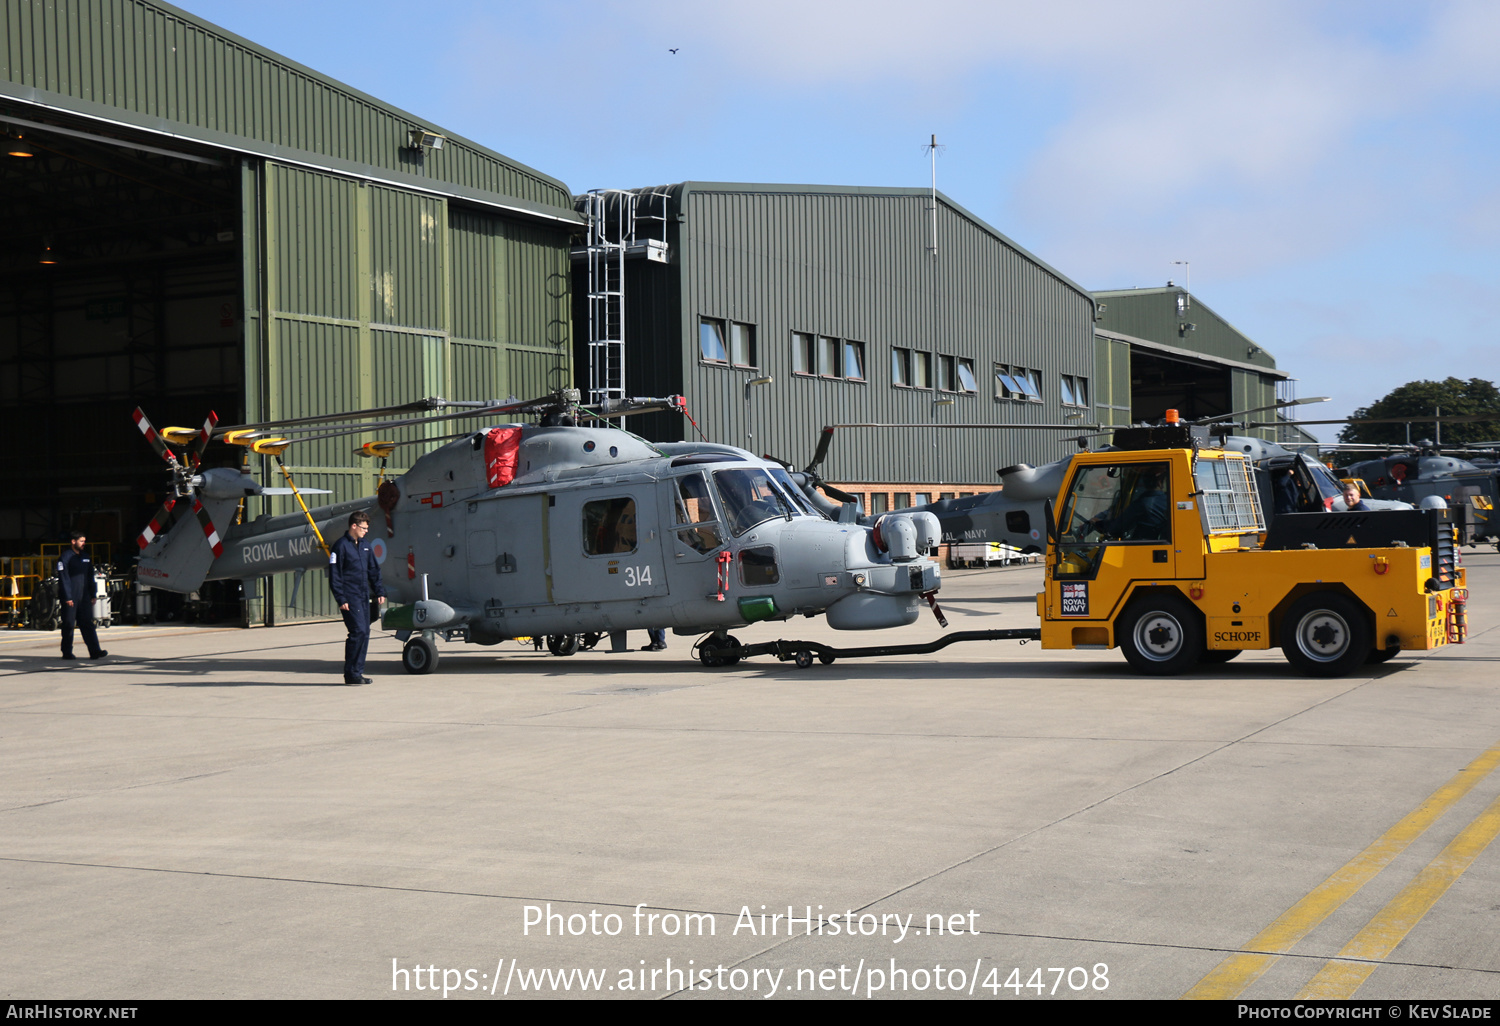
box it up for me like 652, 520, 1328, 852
571, 183, 1099, 504
571, 185, 1295, 513
1, 0, 579, 623
2, 1, 1300, 629
1092, 285, 1289, 429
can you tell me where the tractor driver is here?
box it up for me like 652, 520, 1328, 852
328, 510, 386, 686
1091, 467, 1169, 541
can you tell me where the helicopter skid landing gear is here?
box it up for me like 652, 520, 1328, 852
402, 633, 439, 675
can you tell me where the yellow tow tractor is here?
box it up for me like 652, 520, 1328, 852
1039, 420, 1467, 676
703, 417, 1468, 677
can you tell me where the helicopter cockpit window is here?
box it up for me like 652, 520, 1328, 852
1305, 461, 1344, 508
672, 474, 724, 554
582, 497, 637, 555
767, 467, 823, 518
713, 468, 796, 536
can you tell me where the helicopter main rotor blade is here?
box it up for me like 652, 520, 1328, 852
223, 402, 547, 447
213, 396, 531, 436
1254, 414, 1499, 427
830, 422, 1104, 431
1187, 395, 1330, 426
807, 426, 837, 475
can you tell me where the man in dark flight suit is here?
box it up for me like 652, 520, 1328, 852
57, 530, 106, 660
1093, 469, 1170, 541
328, 511, 385, 686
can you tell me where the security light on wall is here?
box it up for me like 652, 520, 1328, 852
6, 131, 33, 157
408, 129, 446, 151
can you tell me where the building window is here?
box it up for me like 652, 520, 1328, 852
731, 322, 756, 367
938, 355, 956, 392
817, 335, 839, 376
995, 363, 1041, 402
843, 340, 865, 380
1061, 374, 1089, 408
957, 358, 977, 393
792, 332, 813, 374
870, 493, 889, 515
700, 319, 727, 363
701, 317, 755, 367
913, 492, 931, 506
894, 492, 911, 508
912, 351, 932, 390
892, 348, 911, 387
794, 331, 865, 382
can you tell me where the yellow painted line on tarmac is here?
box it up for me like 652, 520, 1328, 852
1296, 789, 1500, 999
1183, 740, 1500, 1000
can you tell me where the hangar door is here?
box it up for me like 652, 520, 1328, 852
239, 162, 571, 626
245, 163, 452, 625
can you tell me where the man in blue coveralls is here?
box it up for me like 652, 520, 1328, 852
328, 511, 385, 686
57, 530, 106, 660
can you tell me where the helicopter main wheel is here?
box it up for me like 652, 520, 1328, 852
794, 650, 814, 669
402, 635, 439, 675
1281, 592, 1371, 678
546, 634, 581, 657
819, 652, 836, 665
698, 635, 742, 668
1117, 593, 1203, 675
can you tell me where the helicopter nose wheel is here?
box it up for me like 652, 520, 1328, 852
402, 634, 439, 674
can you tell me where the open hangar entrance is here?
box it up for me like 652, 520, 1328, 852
1129, 346, 1232, 424
0, 109, 245, 560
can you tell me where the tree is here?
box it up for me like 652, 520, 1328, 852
1338, 377, 1500, 447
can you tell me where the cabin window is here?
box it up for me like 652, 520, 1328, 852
582, 497, 638, 555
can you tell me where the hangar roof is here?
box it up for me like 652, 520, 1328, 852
640, 181, 1094, 305
0, 0, 580, 226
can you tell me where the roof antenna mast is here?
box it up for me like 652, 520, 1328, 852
924, 133, 945, 259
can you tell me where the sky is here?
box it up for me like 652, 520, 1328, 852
174, 0, 1500, 435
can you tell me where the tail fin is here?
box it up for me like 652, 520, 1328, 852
135, 467, 252, 594
136, 493, 240, 594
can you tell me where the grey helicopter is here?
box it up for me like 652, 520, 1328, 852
1242, 411, 1499, 544
131, 390, 945, 673
1333, 445, 1498, 545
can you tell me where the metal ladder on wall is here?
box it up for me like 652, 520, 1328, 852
581, 190, 631, 406
580, 187, 674, 406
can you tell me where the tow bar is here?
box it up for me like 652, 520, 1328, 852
699, 629, 1044, 669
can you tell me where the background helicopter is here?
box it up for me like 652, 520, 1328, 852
132, 390, 946, 673
793, 398, 1348, 556
1244, 412, 1500, 546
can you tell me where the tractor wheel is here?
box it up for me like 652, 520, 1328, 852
1281, 593, 1371, 677
1117, 593, 1204, 675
